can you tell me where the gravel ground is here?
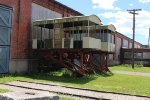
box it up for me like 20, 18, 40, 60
112, 70, 150, 77
2, 81, 149, 100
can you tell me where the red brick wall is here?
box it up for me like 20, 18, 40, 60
0, 0, 81, 60
17, 0, 32, 59
0, 0, 31, 59
32, 0, 81, 17
0, 0, 32, 59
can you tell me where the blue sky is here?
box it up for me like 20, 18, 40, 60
56, 0, 150, 45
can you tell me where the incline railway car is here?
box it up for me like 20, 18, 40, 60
31, 15, 116, 76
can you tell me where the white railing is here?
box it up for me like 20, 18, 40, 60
101, 42, 115, 52
83, 37, 101, 50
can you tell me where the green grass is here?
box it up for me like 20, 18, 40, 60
109, 65, 150, 73
60, 96, 77, 100
0, 72, 150, 96
0, 89, 10, 93
0, 75, 33, 84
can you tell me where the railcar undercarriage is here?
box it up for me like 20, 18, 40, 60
33, 48, 110, 76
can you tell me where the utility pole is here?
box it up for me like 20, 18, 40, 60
127, 9, 142, 69
148, 28, 150, 48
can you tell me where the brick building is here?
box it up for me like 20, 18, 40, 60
0, 0, 143, 74
110, 31, 143, 65
0, 0, 82, 74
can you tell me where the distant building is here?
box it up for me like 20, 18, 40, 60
108, 31, 143, 66
142, 45, 149, 48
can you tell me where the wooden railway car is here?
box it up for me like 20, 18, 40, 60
31, 15, 116, 76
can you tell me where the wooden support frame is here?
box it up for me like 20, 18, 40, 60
33, 48, 110, 76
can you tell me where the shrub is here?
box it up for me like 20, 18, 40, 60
61, 68, 73, 77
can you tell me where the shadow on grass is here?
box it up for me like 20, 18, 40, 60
23, 73, 96, 84
23, 70, 114, 84
0, 73, 95, 84
98, 71, 114, 77
0, 70, 114, 85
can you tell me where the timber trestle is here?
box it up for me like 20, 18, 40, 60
33, 48, 109, 76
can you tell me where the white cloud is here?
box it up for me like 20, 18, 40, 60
99, 12, 115, 18
139, 0, 150, 3
92, 0, 120, 10
100, 10, 150, 39
129, 4, 134, 7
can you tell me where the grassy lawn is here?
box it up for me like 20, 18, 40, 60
109, 65, 150, 73
60, 96, 77, 100
0, 89, 9, 93
0, 71, 150, 96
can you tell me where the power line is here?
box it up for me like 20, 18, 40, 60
127, 9, 142, 69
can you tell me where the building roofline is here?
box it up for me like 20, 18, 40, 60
116, 31, 143, 46
54, 0, 83, 15
33, 15, 102, 27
